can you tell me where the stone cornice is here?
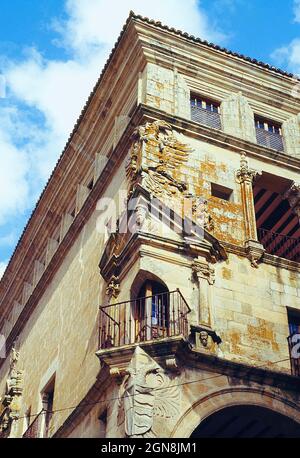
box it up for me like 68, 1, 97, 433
131, 13, 298, 82
134, 18, 300, 118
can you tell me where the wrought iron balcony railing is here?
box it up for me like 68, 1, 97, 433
99, 289, 190, 350
22, 409, 45, 438
255, 128, 284, 152
257, 228, 300, 262
288, 334, 300, 377
191, 105, 222, 130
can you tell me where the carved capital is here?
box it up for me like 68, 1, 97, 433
236, 153, 261, 184
192, 261, 215, 285
245, 240, 265, 268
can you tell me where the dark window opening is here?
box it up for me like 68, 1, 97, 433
211, 183, 233, 201
288, 310, 300, 336
24, 407, 31, 433
99, 410, 107, 438
87, 179, 94, 191
41, 376, 55, 438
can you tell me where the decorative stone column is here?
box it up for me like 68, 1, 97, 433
191, 259, 215, 328
236, 153, 265, 268
191, 259, 221, 350
284, 183, 300, 220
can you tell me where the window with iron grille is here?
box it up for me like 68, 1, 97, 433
255, 116, 284, 152
190, 95, 221, 130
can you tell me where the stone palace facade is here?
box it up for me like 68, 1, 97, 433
0, 12, 300, 438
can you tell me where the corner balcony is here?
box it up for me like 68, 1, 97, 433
257, 228, 300, 263
98, 289, 190, 350
288, 334, 300, 377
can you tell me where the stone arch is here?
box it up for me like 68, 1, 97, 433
130, 269, 169, 300
170, 387, 300, 438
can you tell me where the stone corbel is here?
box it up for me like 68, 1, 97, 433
109, 367, 129, 385
192, 260, 215, 285
165, 356, 180, 374
284, 183, 300, 219
190, 324, 222, 352
245, 240, 265, 269
106, 275, 120, 299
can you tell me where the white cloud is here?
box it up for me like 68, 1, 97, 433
0, 261, 7, 280
271, 1, 300, 76
0, 0, 226, 245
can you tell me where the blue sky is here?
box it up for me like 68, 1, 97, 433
0, 0, 300, 278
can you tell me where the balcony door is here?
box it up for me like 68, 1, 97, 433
135, 280, 169, 342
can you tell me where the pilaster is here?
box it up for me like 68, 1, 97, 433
236, 153, 264, 268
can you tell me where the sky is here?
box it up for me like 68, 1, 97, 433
0, 0, 300, 279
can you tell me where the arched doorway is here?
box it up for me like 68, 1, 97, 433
191, 405, 300, 438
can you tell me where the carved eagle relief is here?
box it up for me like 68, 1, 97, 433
117, 346, 180, 438
126, 121, 192, 198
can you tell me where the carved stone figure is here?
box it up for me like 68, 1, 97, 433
0, 345, 23, 436
284, 183, 300, 218
117, 346, 180, 438
106, 275, 120, 298
192, 197, 214, 232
